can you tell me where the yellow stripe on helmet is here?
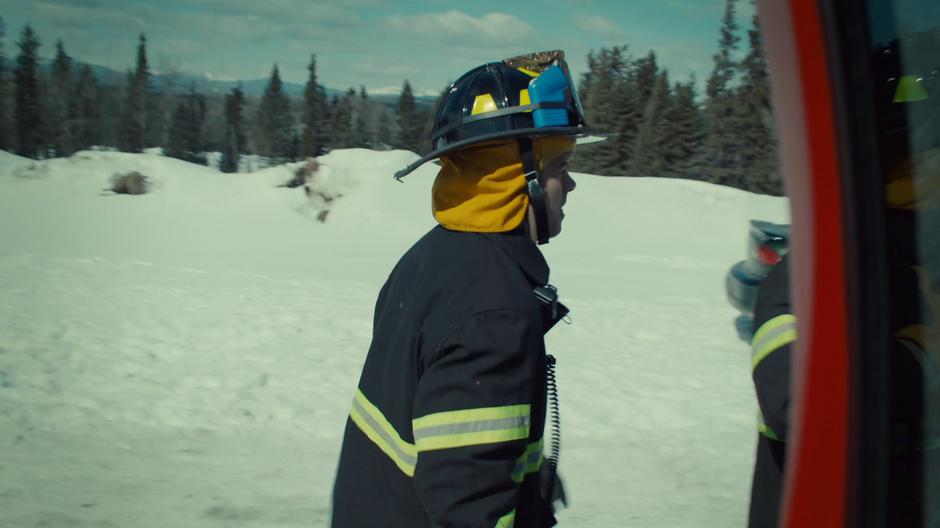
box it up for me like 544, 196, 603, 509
471, 93, 499, 115
519, 89, 531, 107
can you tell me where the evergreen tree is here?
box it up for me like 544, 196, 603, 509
362, 85, 380, 147
578, 51, 599, 110
328, 91, 353, 149
220, 84, 245, 173
350, 85, 371, 148
610, 53, 646, 174
145, 92, 165, 149
255, 64, 295, 163
300, 54, 326, 157
166, 84, 206, 164
48, 39, 74, 156
315, 84, 330, 151
706, 0, 740, 111
14, 24, 43, 159
736, 13, 782, 194
661, 77, 704, 178
419, 84, 448, 155
142, 48, 165, 149
396, 80, 422, 152
576, 49, 610, 173
0, 17, 12, 151
416, 105, 432, 154
155, 62, 182, 149
581, 48, 624, 138
629, 70, 671, 176
71, 64, 101, 151
633, 51, 659, 116
698, 0, 744, 187
95, 83, 123, 148
197, 92, 228, 156
119, 33, 150, 153
375, 109, 393, 149
290, 131, 300, 161
576, 46, 632, 174
135, 33, 150, 86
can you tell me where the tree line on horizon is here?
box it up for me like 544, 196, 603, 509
0, 17, 429, 173
0, 0, 781, 195
575, 0, 780, 194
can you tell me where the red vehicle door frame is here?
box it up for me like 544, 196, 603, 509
757, 1, 851, 526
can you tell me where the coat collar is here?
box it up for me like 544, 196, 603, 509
481, 228, 550, 286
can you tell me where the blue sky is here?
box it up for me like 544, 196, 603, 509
4, 0, 756, 96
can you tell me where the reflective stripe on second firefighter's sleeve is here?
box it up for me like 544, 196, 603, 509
757, 410, 781, 441
495, 509, 516, 528
752, 314, 797, 371
349, 389, 418, 476
412, 404, 530, 452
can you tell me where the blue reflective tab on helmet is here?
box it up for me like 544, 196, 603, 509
529, 65, 570, 128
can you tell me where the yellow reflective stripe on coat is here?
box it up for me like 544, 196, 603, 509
752, 314, 797, 370
495, 509, 516, 528
413, 404, 530, 452
757, 410, 781, 441
349, 389, 417, 476
511, 439, 544, 483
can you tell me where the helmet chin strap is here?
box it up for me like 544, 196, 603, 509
518, 137, 551, 245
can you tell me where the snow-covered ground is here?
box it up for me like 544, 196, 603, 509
0, 148, 788, 527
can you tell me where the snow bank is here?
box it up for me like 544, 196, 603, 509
0, 148, 787, 527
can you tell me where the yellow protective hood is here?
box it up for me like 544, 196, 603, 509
432, 136, 575, 232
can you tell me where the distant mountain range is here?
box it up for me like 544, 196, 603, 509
43, 60, 439, 106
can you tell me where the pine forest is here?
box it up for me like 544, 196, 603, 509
0, 0, 783, 195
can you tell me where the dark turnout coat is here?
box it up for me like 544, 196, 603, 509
331, 225, 562, 528
748, 255, 794, 528
748, 235, 940, 526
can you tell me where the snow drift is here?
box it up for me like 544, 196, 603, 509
0, 148, 788, 527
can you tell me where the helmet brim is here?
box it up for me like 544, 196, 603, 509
394, 127, 610, 180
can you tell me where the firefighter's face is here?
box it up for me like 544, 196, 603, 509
540, 150, 576, 238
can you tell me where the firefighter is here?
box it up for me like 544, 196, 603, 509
747, 153, 940, 527
747, 253, 794, 528
330, 50, 605, 528
747, 33, 940, 526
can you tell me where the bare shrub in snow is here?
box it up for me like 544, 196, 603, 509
280, 158, 350, 223
307, 185, 343, 223
110, 171, 149, 195
282, 158, 319, 188
305, 178, 343, 223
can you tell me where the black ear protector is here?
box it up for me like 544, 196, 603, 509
518, 137, 551, 245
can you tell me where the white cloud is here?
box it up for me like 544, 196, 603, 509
368, 85, 440, 97
367, 85, 407, 95
656, 0, 721, 16
172, 0, 364, 26
348, 56, 420, 80
574, 14, 623, 40
30, 0, 363, 38
384, 10, 536, 45
31, 1, 147, 30
178, 0, 381, 9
